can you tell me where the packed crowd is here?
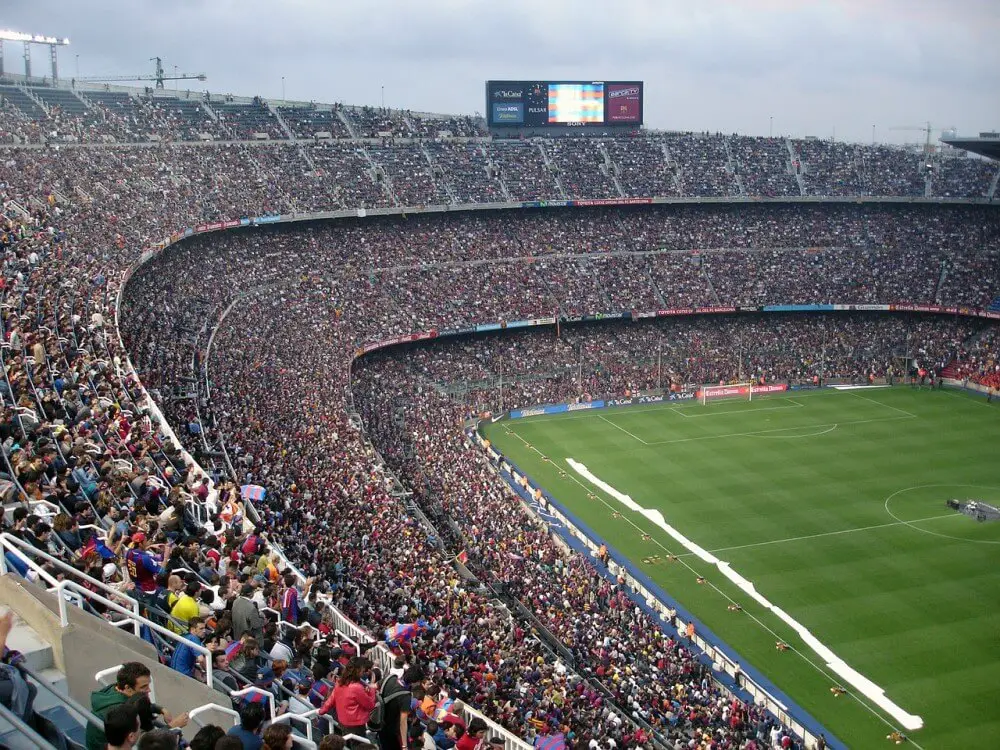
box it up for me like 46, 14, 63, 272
0, 129, 996, 750
380, 314, 986, 412
116, 199, 998, 749
947, 327, 1000, 390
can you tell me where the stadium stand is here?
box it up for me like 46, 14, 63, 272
0, 78, 997, 750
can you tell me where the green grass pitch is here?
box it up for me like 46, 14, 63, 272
480, 387, 1000, 750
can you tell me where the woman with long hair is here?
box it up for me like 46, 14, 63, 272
318, 656, 376, 739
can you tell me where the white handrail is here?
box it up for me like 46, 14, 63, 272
229, 687, 277, 722
269, 711, 318, 749
56, 579, 142, 637
0, 537, 61, 588
189, 702, 240, 728
0, 532, 136, 609
55, 579, 214, 688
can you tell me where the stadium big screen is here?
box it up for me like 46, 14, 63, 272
486, 81, 643, 128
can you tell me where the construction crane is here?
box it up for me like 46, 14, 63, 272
76, 57, 206, 89
888, 122, 957, 154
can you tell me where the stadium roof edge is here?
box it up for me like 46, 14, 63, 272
941, 136, 1000, 162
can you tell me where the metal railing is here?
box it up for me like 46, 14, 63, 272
0, 532, 139, 615
54, 579, 213, 687
0, 702, 51, 748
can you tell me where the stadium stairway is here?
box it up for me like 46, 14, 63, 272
0, 602, 93, 749
939, 360, 962, 379
0, 574, 234, 742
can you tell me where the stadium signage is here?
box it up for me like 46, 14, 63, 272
573, 198, 653, 207
567, 401, 598, 411
608, 86, 641, 98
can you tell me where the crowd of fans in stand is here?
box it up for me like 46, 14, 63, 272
0, 132, 996, 750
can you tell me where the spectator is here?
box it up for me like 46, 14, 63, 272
169, 616, 207, 678
189, 725, 226, 750
319, 656, 376, 738
104, 703, 141, 750
86, 663, 188, 750
456, 718, 488, 750
0, 611, 37, 726
170, 580, 203, 632
137, 729, 180, 750
232, 584, 264, 641
262, 723, 293, 750
377, 666, 415, 750
227, 701, 266, 750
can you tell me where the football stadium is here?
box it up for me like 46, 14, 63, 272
0, 4, 998, 750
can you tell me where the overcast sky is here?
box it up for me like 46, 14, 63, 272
3, 0, 998, 145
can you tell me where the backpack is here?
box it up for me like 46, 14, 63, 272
367, 674, 409, 732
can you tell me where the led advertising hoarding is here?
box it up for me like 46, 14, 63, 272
486, 81, 643, 128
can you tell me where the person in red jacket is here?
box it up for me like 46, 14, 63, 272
455, 717, 488, 750
318, 657, 376, 738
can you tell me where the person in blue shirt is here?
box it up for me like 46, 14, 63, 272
227, 701, 265, 750
169, 617, 207, 678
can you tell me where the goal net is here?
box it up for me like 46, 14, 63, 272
698, 383, 755, 405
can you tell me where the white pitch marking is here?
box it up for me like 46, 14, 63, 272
684, 512, 963, 556
848, 390, 919, 419
752, 423, 838, 438
643, 414, 915, 446
671, 398, 804, 418
597, 414, 649, 445
567, 458, 924, 732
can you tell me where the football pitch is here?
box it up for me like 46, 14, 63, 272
480, 387, 1000, 749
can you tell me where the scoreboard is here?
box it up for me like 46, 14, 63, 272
486, 81, 643, 128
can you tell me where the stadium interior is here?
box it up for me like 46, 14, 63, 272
0, 61, 998, 750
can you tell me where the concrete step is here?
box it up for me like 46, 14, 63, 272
37, 666, 69, 696
1, 605, 54, 672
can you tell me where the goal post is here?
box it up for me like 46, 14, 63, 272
698, 382, 755, 405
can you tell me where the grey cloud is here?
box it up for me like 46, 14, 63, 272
2, 0, 997, 144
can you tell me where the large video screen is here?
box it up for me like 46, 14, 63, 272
486, 81, 643, 128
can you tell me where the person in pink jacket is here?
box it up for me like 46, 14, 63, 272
319, 657, 377, 738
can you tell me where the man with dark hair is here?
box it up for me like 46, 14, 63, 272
104, 703, 140, 750
87, 662, 151, 750
136, 728, 179, 750
169, 616, 207, 678
189, 724, 226, 750
377, 665, 416, 750
86, 663, 188, 750
227, 701, 265, 750
262, 723, 293, 750
217, 738, 245, 750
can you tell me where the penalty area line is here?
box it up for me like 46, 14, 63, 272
671, 397, 805, 418
643, 414, 915, 445
677, 512, 962, 556
597, 414, 649, 445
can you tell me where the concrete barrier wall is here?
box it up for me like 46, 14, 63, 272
0, 575, 234, 737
